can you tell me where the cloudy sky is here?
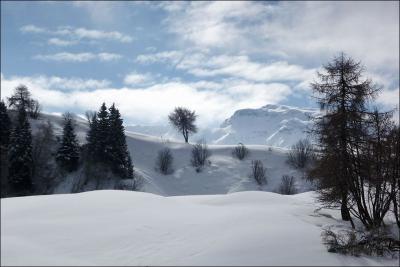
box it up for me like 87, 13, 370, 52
1, 1, 399, 127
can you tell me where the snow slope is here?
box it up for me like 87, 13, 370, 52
1, 190, 397, 266
126, 104, 319, 148
31, 112, 313, 196
124, 132, 313, 196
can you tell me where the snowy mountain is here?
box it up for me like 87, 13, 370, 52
126, 104, 320, 148
214, 104, 319, 147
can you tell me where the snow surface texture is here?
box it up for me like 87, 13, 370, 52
126, 104, 320, 148
1, 190, 397, 266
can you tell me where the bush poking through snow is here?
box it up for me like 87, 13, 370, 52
250, 160, 267, 185
232, 143, 249, 160
322, 227, 400, 257
279, 175, 297, 195
191, 140, 211, 172
155, 147, 174, 175
286, 139, 315, 170
116, 173, 143, 191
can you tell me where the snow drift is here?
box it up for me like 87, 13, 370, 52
1, 190, 396, 266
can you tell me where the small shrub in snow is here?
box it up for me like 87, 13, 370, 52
279, 175, 297, 195
191, 140, 211, 172
155, 147, 174, 175
286, 139, 315, 170
322, 227, 400, 257
232, 143, 249, 160
116, 173, 143, 191
250, 160, 266, 185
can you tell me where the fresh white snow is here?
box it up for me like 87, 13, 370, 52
1, 190, 397, 266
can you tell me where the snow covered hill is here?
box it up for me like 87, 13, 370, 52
28, 112, 314, 196
126, 104, 320, 148
1, 190, 397, 266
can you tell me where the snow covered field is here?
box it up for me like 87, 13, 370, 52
1, 190, 397, 266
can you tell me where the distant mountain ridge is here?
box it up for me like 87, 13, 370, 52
126, 104, 320, 148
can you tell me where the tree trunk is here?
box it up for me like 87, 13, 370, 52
341, 194, 351, 221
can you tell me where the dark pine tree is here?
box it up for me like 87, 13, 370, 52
8, 107, 33, 196
96, 102, 110, 162
0, 101, 11, 197
56, 113, 80, 172
0, 100, 11, 148
86, 112, 98, 161
108, 103, 133, 178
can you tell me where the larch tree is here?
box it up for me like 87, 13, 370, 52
309, 53, 379, 225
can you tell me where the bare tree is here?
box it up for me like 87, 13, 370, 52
287, 139, 315, 170
250, 160, 266, 185
168, 107, 197, 143
191, 139, 211, 172
232, 143, 249, 160
279, 175, 297, 195
155, 147, 174, 175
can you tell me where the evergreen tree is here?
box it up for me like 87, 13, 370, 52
108, 103, 133, 178
0, 101, 11, 197
0, 100, 11, 148
86, 112, 98, 161
56, 113, 80, 172
126, 153, 134, 179
96, 102, 110, 162
8, 107, 33, 196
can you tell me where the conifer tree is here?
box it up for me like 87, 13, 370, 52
0, 101, 11, 197
310, 53, 379, 225
8, 107, 33, 196
96, 102, 110, 162
56, 113, 80, 172
86, 112, 98, 161
0, 101, 11, 148
108, 103, 133, 178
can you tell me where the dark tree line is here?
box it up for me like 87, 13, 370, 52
1, 85, 136, 197
309, 53, 399, 231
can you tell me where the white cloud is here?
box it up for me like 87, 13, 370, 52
136, 51, 183, 65
159, 1, 399, 74
20, 24, 133, 43
48, 38, 77, 46
34, 52, 121, 62
1, 74, 292, 126
97, 53, 122, 62
124, 72, 153, 86
1, 74, 111, 91
137, 51, 316, 83
72, 28, 133, 43
20, 24, 47, 34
